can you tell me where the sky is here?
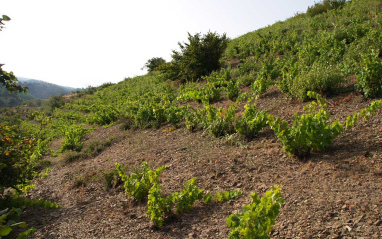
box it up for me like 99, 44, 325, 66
1, 0, 316, 88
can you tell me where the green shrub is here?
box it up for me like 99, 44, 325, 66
199, 104, 236, 137
200, 83, 222, 104
60, 124, 89, 152
116, 162, 165, 201
268, 92, 343, 158
103, 169, 123, 189
142, 57, 166, 72
230, 68, 241, 80
281, 63, 344, 101
0, 207, 36, 238
345, 99, 382, 129
147, 177, 242, 227
204, 68, 231, 88
251, 75, 275, 98
146, 183, 174, 227
0, 192, 59, 238
184, 107, 199, 132
238, 60, 261, 75
47, 95, 65, 112
225, 80, 240, 100
307, 0, 347, 17
62, 139, 113, 163
88, 105, 120, 125
177, 82, 221, 104
170, 31, 229, 82
234, 104, 268, 139
237, 71, 257, 87
356, 49, 382, 98
226, 185, 284, 239
116, 162, 242, 227
172, 177, 204, 214
203, 190, 243, 204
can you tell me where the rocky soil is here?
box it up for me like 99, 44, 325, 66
23, 87, 382, 238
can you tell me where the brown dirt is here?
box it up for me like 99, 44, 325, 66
23, 87, 382, 238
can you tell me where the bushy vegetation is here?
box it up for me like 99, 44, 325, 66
161, 31, 228, 82
143, 57, 166, 72
307, 0, 347, 17
227, 185, 284, 239
226, 0, 382, 101
116, 162, 242, 227
268, 92, 343, 158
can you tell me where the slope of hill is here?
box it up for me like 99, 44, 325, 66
2, 0, 382, 238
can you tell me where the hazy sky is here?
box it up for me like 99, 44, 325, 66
1, 0, 316, 88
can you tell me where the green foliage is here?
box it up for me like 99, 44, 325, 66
20, 79, 78, 99
204, 190, 243, 204
184, 107, 199, 132
251, 76, 272, 98
203, 68, 232, 88
225, 0, 381, 101
237, 71, 256, 87
281, 63, 344, 101
200, 83, 222, 104
0, 208, 33, 238
60, 124, 90, 152
147, 177, 242, 227
268, 92, 343, 158
169, 31, 228, 82
157, 62, 181, 81
103, 168, 123, 189
0, 192, 59, 238
88, 105, 120, 125
116, 162, 165, 201
0, 84, 34, 108
147, 183, 174, 227
177, 82, 221, 104
226, 185, 284, 239
199, 104, 236, 137
0, 117, 50, 194
235, 104, 268, 139
63, 138, 114, 163
0, 58, 27, 94
307, 0, 347, 17
172, 177, 204, 214
226, 80, 240, 100
143, 57, 166, 72
117, 162, 241, 227
356, 49, 382, 98
47, 95, 65, 112
345, 99, 382, 129
0, 15, 11, 31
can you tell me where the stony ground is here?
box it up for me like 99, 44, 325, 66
23, 86, 382, 238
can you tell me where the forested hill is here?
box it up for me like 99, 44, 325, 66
19, 79, 79, 99
0, 78, 80, 107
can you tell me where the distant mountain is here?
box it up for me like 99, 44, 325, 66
18, 78, 81, 99
0, 77, 82, 108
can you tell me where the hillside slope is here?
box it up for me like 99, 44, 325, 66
23, 86, 382, 238
5, 0, 382, 238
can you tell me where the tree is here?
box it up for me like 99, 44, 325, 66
0, 15, 27, 93
163, 31, 229, 82
142, 57, 166, 72
307, 0, 347, 17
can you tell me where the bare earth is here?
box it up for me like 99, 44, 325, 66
23, 86, 382, 238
